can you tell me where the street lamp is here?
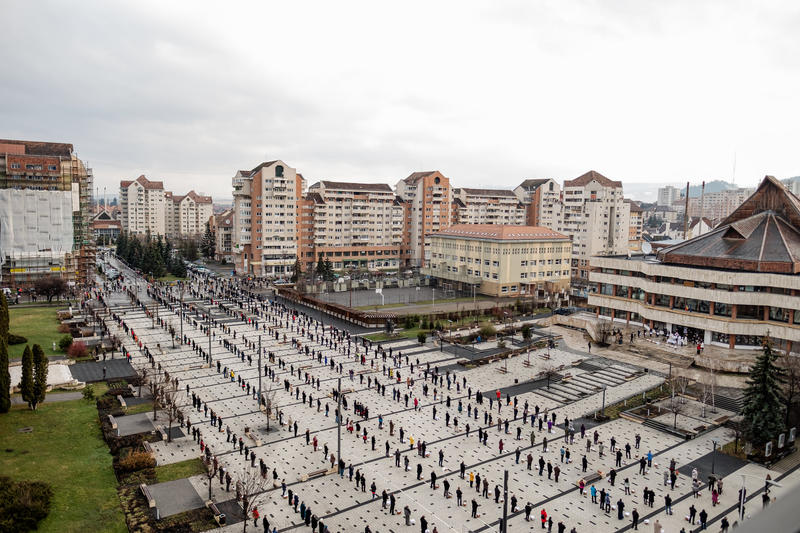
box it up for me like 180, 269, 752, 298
711, 438, 718, 474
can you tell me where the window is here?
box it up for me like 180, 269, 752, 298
10, 163, 20, 169
275, 165, 284, 177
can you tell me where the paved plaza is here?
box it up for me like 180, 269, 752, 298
94, 262, 800, 533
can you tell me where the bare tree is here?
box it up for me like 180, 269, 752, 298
541, 364, 559, 390
778, 351, 800, 428
162, 382, 182, 443
204, 455, 219, 501
668, 378, 686, 429
147, 369, 166, 421
700, 370, 713, 418
726, 417, 746, 455
262, 388, 277, 431
235, 467, 270, 533
675, 376, 690, 404
595, 321, 614, 346
136, 366, 149, 398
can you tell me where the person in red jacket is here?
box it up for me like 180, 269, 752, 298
541, 508, 547, 528
252, 507, 259, 527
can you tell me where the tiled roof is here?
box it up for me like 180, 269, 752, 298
319, 181, 393, 193
624, 199, 644, 212
403, 171, 439, 184
564, 170, 622, 189
186, 191, 212, 204
659, 209, 800, 273
249, 160, 279, 174
0, 139, 73, 158
306, 192, 325, 204
120, 175, 164, 190
431, 224, 569, 241
517, 178, 549, 190
459, 188, 517, 198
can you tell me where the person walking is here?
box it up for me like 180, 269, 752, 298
631, 508, 639, 530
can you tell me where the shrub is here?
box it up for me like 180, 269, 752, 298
0, 476, 53, 533
67, 341, 88, 358
417, 332, 426, 345
7, 334, 27, 345
479, 323, 497, 339
498, 340, 507, 349
82, 385, 95, 401
57, 324, 71, 334
116, 449, 156, 474
58, 334, 73, 351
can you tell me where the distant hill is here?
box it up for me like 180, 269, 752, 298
687, 180, 738, 197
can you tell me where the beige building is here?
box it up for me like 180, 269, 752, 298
422, 224, 572, 299
589, 176, 800, 355
513, 178, 561, 228
395, 171, 453, 268
120, 175, 167, 236
452, 188, 526, 225
625, 199, 643, 251
231, 160, 303, 278
558, 171, 630, 282
120, 176, 212, 238
166, 190, 213, 237
302, 181, 406, 272
685, 188, 754, 221
211, 209, 234, 263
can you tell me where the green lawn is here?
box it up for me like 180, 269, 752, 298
0, 398, 127, 533
158, 274, 187, 282
8, 306, 64, 359
155, 458, 206, 483
356, 295, 486, 310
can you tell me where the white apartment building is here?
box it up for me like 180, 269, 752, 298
685, 188, 754, 222
231, 160, 303, 277
212, 209, 233, 263
558, 171, 630, 282
119, 175, 167, 236
395, 171, 453, 268
451, 188, 526, 225
657, 185, 681, 206
513, 179, 561, 228
302, 181, 406, 271
165, 191, 213, 237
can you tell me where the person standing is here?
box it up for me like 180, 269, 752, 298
631, 508, 639, 530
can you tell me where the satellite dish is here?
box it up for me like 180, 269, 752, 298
642, 242, 653, 255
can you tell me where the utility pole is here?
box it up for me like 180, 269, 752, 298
207, 310, 212, 365
337, 377, 342, 468
502, 469, 509, 533
258, 335, 262, 407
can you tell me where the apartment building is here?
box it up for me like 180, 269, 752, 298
625, 199, 644, 251
231, 160, 303, 277
423, 224, 572, 298
657, 185, 681, 206
298, 181, 406, 273
589, 176, 800, 355
0, 138, 94, 288
210, 209, 234, 262
119, 175, 167, 236
451, 188, 526, 226
395, 171, 453, 268
685, 188, 754, 221
513, 178, 561, 227
120, 176, 213, 238
559, 171, 630, 282
165, 190, 213, 237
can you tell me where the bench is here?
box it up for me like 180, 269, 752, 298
299, 364, 312, 370
157, 425, 168, 441
575, 471, 602, 486
117, 394, 127, 411
561, 373, 572, 381
496, 367, 508, 374
244, 428, 263, 446
108, 415, 119, 436
140, 483, 156, 508
128, 383, 137, 396
142, 441, 154, 454
300, 468, 328, 482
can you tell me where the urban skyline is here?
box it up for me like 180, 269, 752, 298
2, 1, 799, 200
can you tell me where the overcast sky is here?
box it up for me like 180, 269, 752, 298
2, 0, 798, 201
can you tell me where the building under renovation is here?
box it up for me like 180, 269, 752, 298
0, 139, 95, 290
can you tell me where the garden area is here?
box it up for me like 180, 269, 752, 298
0, 390, 127, 533
8, 306, 64, 360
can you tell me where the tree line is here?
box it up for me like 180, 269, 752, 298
115, 232, 187, 279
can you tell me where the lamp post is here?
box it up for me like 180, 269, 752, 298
711, 439, 718, 474
258, 335, 262, 407
337, 377, 342, 468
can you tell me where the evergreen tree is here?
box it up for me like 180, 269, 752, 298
324, 258, 335, 281
291, 258, 302, 283
0, 292, 10, 413
20, 345, 34, 409
315, 252, 326, 279
32, 344, 48, 410
116, 232, 128, 259
201, 222, 216, 258
740, 340, 786, 448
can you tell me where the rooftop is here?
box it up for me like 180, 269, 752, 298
317, 181, 393, 193
431, 224, 569, 242
120, 175, 164, 190
563, 170, 622, 189
458, 188, 517, 198
0, 139, 73, 158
